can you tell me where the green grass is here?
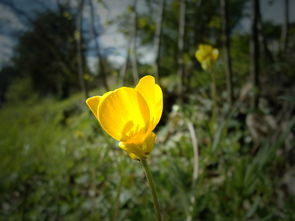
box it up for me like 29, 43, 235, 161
0, 92, 294, 220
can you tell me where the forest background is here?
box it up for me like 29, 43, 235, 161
0, 0, 294, 220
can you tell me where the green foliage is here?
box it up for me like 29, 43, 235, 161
5, 77, 36, 104
0, 89, 294, 220
1, 0, 295, 220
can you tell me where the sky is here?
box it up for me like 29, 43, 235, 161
0, 0, 294, 69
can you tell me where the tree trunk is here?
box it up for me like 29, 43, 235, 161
154, 0, 166, 81
281, 0, 289, 52
131, 0, 139, 84
76, 0, 89, 99
256, 1, 273, 62
177, 0, 187, 102
220, 0, 234, 105
88, 0, 109, 91
193, 0, 203, 47
250, 0, 260, 109
119, 39, 132, 86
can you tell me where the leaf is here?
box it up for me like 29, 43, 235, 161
212, 121, 226, 151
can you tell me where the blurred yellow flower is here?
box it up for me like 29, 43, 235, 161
86, 75, 163, 160
195, 44, 219, 71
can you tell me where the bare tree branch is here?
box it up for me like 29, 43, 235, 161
76, 0, 89, 98
88, 0, 109, 91
221, 0, 234, 104
131, 0, 139, 84
281, 0, 289, 52
250, 0, 260, 109
177, 0, 187, 103
153, 0, 166, 81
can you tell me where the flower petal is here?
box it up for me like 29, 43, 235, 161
98, 87, 150, 142
195, 50, 204, 62
142, 132, 156, 155
86, 96, 101, 118
196, 45, 212, 62
135, 75, 163, 132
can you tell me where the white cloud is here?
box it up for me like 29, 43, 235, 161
261, 0, 295, 24
0, 5, 25, 31
0, 36, 14, 66
87, 56, 98, 73
138, 46, 155, 64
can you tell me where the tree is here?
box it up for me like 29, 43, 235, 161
257, 6, 273, 62
117, 1, 140, 85
131, 0, 139, 84
250, 0, 260, 109
88, 0, 109, 91
177, 0, 187, 102
220, 0, 234, 104
153, 0, 166, 80
281, 0, 289, 52
76, 0, 89, 99
13, 8, 81, 98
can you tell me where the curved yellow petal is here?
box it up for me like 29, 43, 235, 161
141, 132, 156, 155
195, 44, 219, 70
196, 44, 217, 61
86, 91, 114, 120
98, 87, 150, 142
195, 49, 205, 63
196, 45, 210, 62
135, 75, 163, 132
86, 96, 101, 118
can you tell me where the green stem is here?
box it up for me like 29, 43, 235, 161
141, 159, 162, 221
210, 71, 217, 135
211, 72, 217, 121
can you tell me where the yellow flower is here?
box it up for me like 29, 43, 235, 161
86, 75, 163, 160
195, 44, 219, 71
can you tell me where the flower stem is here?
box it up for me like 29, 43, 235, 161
210, 70, 218, 136
141, 159, 162, 221
211, 71, 217, 123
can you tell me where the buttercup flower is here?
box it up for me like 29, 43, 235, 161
195, 44, 219, 71
86, 75, 163, 160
